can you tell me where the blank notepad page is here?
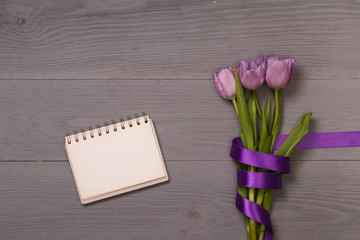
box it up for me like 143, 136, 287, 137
65, 115, 168, 204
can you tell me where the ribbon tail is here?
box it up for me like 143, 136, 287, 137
273, 131, 360, 150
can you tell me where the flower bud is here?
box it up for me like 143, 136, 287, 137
265, 56, 296, 89
214, 68, 236, 99
237, 57, 265, 90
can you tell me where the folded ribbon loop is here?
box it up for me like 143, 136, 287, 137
236, 193, 272, 229
237, 170, 282, 189
231, 137, 290, 173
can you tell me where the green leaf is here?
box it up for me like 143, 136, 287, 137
247, 92, 258, 149
265, 96, 271, 132
259, 108, 267, 152
264, 134, 273, 153
240, 131, 247, 149
234, 68, 254, 150
275, 112, 312, 157
237, 186, 248, 199
236, 161, 248, 198
270, 89, 282, 151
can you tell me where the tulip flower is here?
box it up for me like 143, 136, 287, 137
265, 56, 296, 89
214, 68, 236, 99
237, 58, 265, 90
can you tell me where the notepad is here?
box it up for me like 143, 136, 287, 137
65, 114, 169, 204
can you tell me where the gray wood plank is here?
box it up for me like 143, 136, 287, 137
0, 160, 359, 240
0, 79, 359, 161
1, 1, 359, 240
0, 0, 359, 80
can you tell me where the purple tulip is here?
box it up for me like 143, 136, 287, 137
214, 68, 236, 99
265, 55, 296, 89
237, 57, 265, 90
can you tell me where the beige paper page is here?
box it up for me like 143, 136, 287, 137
65, 116, 168, 204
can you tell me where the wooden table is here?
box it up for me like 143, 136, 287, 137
1, 1, 359, 239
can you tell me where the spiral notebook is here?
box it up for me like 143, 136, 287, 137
65, 114, 169, 204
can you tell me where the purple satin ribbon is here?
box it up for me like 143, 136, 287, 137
230, 131, 360, 240
274, 131, 360, 150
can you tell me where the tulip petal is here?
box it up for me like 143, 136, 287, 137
265, 56, 296, 89
283, 57, 296, 80
266, 61, 290, 89
214, 68, 236, 99
256, 56, 265, 66
265, 55, 279, 66
241, 70, 264, 90
247, 59, 257, 70
238, 61, 247, 78
256, 62, 266, 79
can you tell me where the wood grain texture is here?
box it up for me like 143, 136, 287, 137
0, 0, 359, 80
0, 79, 359, 161
1, 0, 360, 239
0, 161, 359, 240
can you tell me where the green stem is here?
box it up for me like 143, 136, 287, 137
234, 68, 257, 239
233, 98, 247, 149
255, 137, 272, 233
270, 89, 281, 150
258, 190, 274, 240
247, 92, 258, 240
256, 107, 272, 217
259, 89, 281, 240
246, 217, 251, 239
255, 181, 265, 206
248, 167, 256, 204
249, 219, 257, 240
252, 91, 262, 117
232, 98, 239, 116
248, 164, 257, 240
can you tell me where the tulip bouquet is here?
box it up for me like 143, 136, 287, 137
214, 55, 312, 240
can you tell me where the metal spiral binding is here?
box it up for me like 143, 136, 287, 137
81, 129, 87, 140
66, 112, 149, 144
